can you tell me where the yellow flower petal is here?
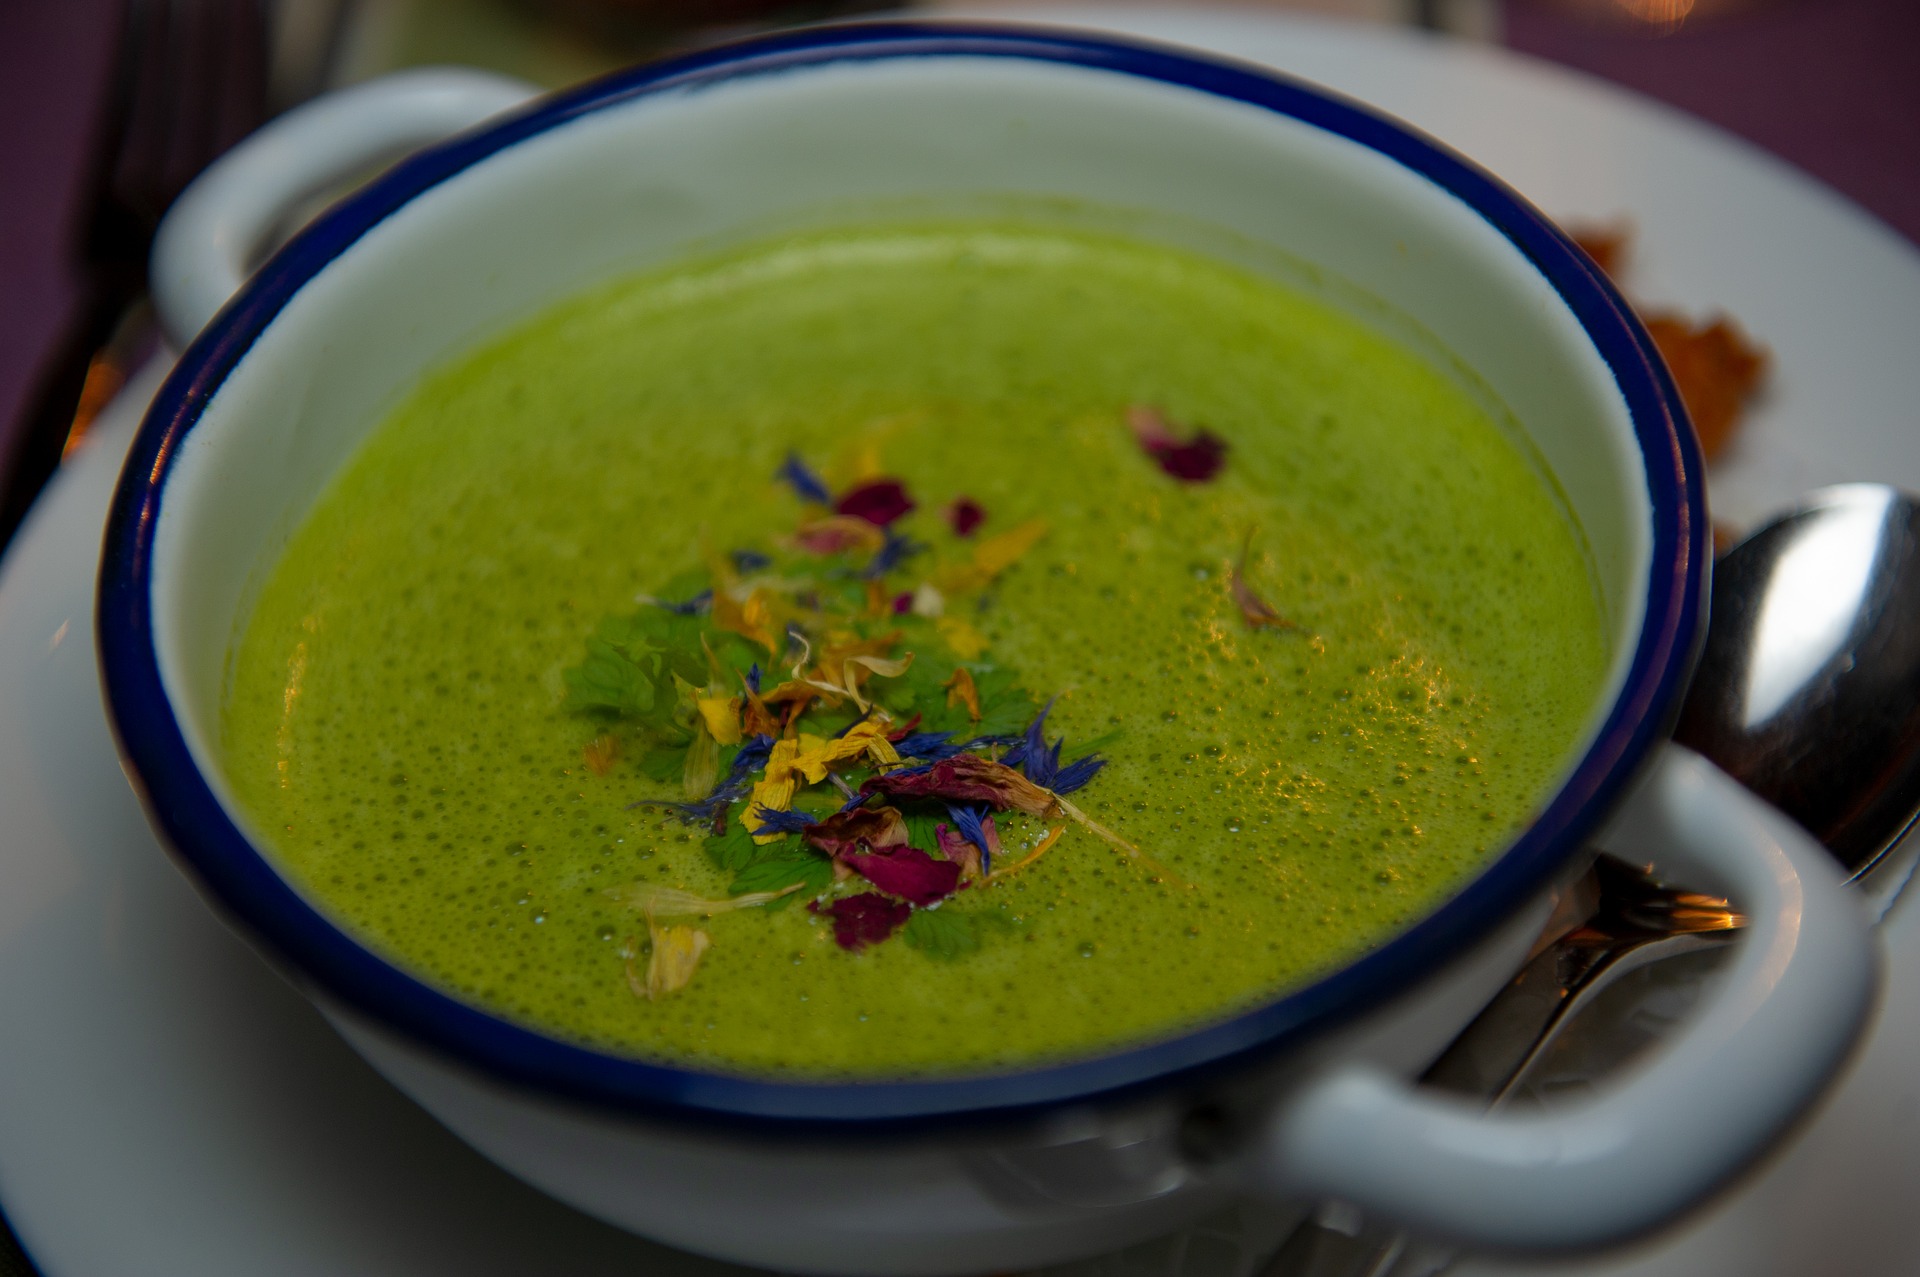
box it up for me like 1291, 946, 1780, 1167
637, 922, 710, 1000
936, 616, 990, 660
744, 738, 802, 842
681, 727, 720, 799
697, 696, 743, 746
935, 518, 1048, 595
942, 667, 981, 722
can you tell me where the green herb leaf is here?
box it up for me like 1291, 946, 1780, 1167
971, 666, 1036, 737
562, 636, 660, 716
730, 845, 833, 904
703, 819, 770, 874
902, 907, 981, 960
903, 808, 943, 853
640, 744, 689, 783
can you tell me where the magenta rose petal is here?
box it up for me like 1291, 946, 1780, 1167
809, 893, 912, 951
945, 497, 986, 537
1125, 405, 1228, 482
841, 843, 964, 907
835, 479, 916, 527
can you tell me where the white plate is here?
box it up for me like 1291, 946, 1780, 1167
5, 10, 1920, 1276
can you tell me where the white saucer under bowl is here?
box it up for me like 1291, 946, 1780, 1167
4, 9, 1920, 1276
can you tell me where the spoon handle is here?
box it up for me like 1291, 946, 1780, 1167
1256, 861, 1742, 1277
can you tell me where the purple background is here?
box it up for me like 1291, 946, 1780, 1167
2, 0, 1917, 515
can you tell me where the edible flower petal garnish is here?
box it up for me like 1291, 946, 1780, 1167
1005, 701, 1062, 787
864, 530, 923, 578
934, 518, 1049, 595
634, 924, 710, 1000
1050, 753, 1106, 796
840, 843, 964, 907
696, 696, 743, 745
945, 803, 1001, 875
1231, 530, 1296, 632
889, 729, 955, 759
935, 822, 983, 880
861, 754, 1062, 818
936, 617, 990, 660
567, 435, 1145, 992
802, 805, 910, 859
582, 733, 619, 777
776, 451, 832, 504
750, 806, 817, 836
945, 497, 986, 537
835, 478, 916, 527
1126, 404, 1227, 483
943, 667, 982, 723
712, 587, 783, 656
811, 893, 912, 951
744, 737, 803, 840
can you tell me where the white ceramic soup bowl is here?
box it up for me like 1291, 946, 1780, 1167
99, 22, 1874, 1276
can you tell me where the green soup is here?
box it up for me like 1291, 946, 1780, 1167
221, 222, 1608, 1077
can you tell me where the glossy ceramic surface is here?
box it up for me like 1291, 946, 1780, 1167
2, 9, 1918, 1275
101, 22, 1699, 1129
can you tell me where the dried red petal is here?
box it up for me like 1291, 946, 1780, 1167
891, 591, 913, 614
841, 843, 964, 906
946, 497, 986, 537
935, 822, 982, 880
885, 712, 923, 743
1154, 434, 1226, 481
835, 479, 916, 527
1126, 405, 1227, 483
809, 893, 911, 951
861, 754, 1061, 817
801, 805, 909, 859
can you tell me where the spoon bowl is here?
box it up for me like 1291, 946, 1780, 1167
1676, 483, 1920, 883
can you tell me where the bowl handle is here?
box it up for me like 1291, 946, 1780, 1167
1230, 742, 1878, 1251
150, 68, 540, 349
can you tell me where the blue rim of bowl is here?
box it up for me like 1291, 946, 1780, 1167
97, 20, 1706, 1134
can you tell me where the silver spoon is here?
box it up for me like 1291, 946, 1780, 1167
1260, 483, 1920, 1277
1675, 482, 1920, 912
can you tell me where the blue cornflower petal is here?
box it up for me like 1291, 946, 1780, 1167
1014, 701, 1061, 789
945, 803, 994, 875
1051, 754, 1107, 795
731, 549, 772, 572
863, 530, 925, 579
745, 663, 762, 694
890, 730, 956, 760
751, 806, 817, 835
631, 794, 728, 822
947, 733, 1019, 758
734, 734, 776, 774
629, 733, 777, 823
838, 790, 873, 814
776, 452, 831, 504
